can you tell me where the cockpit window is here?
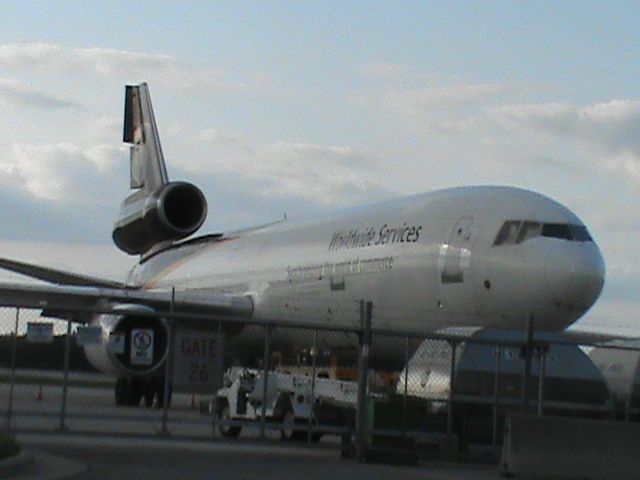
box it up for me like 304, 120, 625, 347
569, 225, 593, 242
541, 223, 572, 240
493, 221, 521, 246
493, 221, 593, 246
517, 221, 542, 243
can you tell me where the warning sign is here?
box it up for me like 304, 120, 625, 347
130, 329, 154, 366
173, 329, 224, 393
27, 322, 54, 343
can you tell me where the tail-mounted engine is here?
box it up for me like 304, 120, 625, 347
112, 181, 207, 255
83, 305, 169, 377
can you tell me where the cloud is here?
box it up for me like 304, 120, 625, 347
360, 62, 405, 77
490, 100, 640, 182
0, 43, 274, 98
349, 82, 503, 134
0, 78, 77, 110
384, 83, 503, 112
0, 142, 126, 202
196, 133, 386, 205
0, 43, 177, 77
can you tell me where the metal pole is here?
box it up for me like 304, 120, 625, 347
161, 288, 176, 436
5, 308, 19, 430
446, 340, 457, 442
521, 315, 535, 414
537, 347, 546, 417
212, 321, 222, 438
355, 301, 372, 462
492, 345, 501, 448
260, 325, 271, 439
402, 335, 410, 443
58, 319, 72, 432
307, 329, 318, 443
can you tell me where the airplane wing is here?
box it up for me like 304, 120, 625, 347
0, 282, 253, 323
0, 256, 126, 288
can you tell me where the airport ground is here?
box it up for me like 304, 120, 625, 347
10, 434, 500, 480
1, 370, 501, 479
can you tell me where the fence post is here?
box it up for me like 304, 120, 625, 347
307, 329, 318, 443
446, 340, 457, 443
521, 315, 535, 414
5, 308, 19, 431
260, 325, 271, 439
212, 321, 222, 438
402, 335, 410, 444
537, 346, 547, 417
355, 300, 372, 461
161, 288, 176, 436
492, 344, 501, 449
58, 319, 72, 432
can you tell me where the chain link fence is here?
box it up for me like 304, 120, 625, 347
1, 304, 639, 457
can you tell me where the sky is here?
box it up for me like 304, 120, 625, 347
0, 1, 638, 334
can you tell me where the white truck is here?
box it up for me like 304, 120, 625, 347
212, 367, 359, 440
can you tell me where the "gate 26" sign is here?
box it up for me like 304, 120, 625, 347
173, 329, 224, 393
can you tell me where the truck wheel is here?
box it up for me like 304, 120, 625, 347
218, 404, 241, 437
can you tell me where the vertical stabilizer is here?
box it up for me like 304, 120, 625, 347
114, 83, 208, 255
123, 83, 169, 192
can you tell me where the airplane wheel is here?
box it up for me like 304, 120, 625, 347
115, 377, 130, 406
128, 377, 143, 406
218, 403, 241, 437
155, 377, 172, 408
143, 378, 156, 407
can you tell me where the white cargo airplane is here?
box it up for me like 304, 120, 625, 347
0, 83, 605, 405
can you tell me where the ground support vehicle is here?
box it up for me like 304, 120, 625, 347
212, 367, 359, 440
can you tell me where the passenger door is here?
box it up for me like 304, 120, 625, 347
441, 217, 473, 283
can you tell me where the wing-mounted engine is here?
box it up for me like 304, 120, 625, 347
113, 83, 208, 255
83, 305, 169, 377
112, 181, 207, 255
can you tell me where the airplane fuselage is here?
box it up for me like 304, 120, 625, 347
128, 186, 605, 336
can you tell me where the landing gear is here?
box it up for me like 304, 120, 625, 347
143, 378, 156, 407
115, 377, 142, 406
155, 376, 172, 408
115, 376, 171, 408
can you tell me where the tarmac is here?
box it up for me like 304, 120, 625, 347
2, 433, 501, 480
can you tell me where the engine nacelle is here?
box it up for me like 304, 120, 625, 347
112, 181, 207, 255
83, 305, 169, 377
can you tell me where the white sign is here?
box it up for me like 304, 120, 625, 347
108, 332, 125, 354
173, 330, 224, 393
76, 326, 103, 346
26, 322, 54, 343
130, 328, 154, 366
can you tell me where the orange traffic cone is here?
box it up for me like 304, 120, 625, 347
36, 385, 43, 401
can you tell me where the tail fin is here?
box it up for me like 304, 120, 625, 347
123, 83, 169, 192
114, 83, 208, 255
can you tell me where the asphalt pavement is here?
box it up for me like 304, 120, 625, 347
11, 434, 501, 480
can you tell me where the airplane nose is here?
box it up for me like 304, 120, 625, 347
565, 243, 606, 313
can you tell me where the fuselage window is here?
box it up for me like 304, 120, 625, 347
493, 221, 521, 246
